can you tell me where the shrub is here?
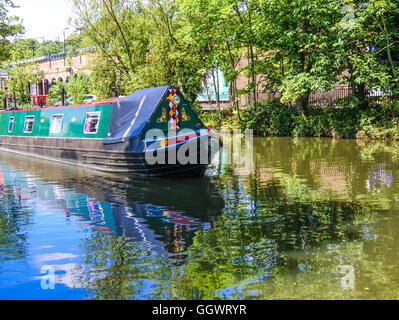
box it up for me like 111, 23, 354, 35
203, 95, 399, 141
47, 81, 67, 106
241, 100, 297, 136
67, 73, 90, 105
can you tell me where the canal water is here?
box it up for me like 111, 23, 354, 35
0, 137, 399, 299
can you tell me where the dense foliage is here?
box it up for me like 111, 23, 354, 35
2, 0, 399, 137
0, 0, 23, 63
9, 33, 84, 60
69, 0, 399, 126
46, 73, 91, 106
240, 98, 367, 138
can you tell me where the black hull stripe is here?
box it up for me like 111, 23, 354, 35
0, 146, 208, 176
0, 147, 209, 176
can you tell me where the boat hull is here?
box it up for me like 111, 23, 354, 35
0, 135, 211, 176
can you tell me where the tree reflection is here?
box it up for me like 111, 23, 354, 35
74, 168, 381, 299
0, 184, 31, 263
169, 176, 376, 299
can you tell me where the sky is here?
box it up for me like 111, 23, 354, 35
8, 0, 75, 41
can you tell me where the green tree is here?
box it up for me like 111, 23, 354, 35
347, 0, 399, 106
255, 0, 350, 118
67, 73, 90, 104
0, 0, 23, 63
72, 0, 206, 103
147, 0, 203, 103
6, 45, 44, 107
72, 0, 152, 96
7, 65, 44, 107
10, 36, 85, 60
47, 81, 67, 106
176, 0, 245, 117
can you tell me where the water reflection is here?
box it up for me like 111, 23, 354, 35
0, 152, 224, 254
0, 151, 224, 299
1, 137, 399, 299
220, 137, 399, 299
0, 182, 30, 263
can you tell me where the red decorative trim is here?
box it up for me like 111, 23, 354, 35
0, 97, 120, 113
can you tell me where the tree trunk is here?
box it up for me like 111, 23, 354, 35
231, 79, 241, 122
380, 15, 399, 96
249, 45, 257, 110
354, 83, 368, 110
296, 93, 309, 121
211, 68, 221, 117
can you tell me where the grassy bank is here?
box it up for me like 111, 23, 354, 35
196, 97, 399, 141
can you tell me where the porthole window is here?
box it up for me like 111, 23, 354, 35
84, 112, 101, 134
49, 114, 64, 134
8, 116, 14, 133
23, 116, 35, 133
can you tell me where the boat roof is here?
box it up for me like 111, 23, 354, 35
103, 85, 171, 144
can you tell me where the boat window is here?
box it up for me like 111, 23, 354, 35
84, 112, 101, 134
49, 114, 64, 134
8, 116, 14, 133
23, 116, 35, 133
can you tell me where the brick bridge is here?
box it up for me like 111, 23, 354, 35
28, 53, 93, 97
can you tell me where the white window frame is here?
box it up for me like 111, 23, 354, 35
83, 111, 101, 134
8, 116, 14, 133
23, 115, 35, 133
49, 114, 64, 134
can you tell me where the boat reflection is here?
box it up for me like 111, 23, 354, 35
0, 152, 224, 255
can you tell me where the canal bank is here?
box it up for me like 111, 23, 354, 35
198, 98, 399, 142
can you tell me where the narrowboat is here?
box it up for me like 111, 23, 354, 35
0, 85, 218, 176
